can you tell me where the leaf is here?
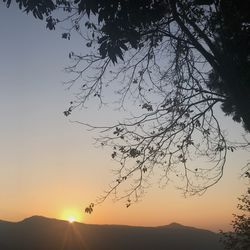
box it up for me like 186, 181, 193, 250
85, 203, 94, 214
111, 151, 117, 159
62, 33, 70, 39
99, 42, 108, 58
86, 42, 92, 47
98, 36, 108, 44
120, 42, 128, 51
142, 103, 153, 111
4, 0, 11, 8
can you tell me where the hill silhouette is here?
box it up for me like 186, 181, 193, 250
0, 216, 224, 250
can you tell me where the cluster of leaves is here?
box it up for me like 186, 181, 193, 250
3, 0, 72, 30
85, 203, 94, 214
221, 170, 250, 250
4, 0, 56, 19
75, 0, 169, 64
206, 1, 250, 131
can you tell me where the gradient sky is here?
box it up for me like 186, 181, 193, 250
0, 3, 249, 232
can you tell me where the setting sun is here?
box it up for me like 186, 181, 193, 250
60, 208, 83, 223
67, 215, 76, 223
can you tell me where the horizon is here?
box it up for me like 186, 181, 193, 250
0, 2, 249, 235
0, 214, 221, 233
0, 214, 224, 250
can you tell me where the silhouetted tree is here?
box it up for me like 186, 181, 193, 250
221, 168, 250, 250
5, 0, 250, 208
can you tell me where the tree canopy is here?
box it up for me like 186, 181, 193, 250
5, 0, 250, 208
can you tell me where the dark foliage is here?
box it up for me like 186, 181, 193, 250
221, 169, 250, 250
3, 0, 55, 19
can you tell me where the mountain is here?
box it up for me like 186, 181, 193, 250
0, 216, 224, 250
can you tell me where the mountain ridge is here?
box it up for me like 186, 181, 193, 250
3, 216, 210, 231
0, 216, 224, 250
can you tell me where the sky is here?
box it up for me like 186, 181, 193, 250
0, 3, 249, 232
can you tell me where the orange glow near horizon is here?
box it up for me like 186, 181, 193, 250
60, 208, 83, 223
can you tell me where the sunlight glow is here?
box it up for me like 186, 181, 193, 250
68, 216, 76, 223
60, 208, 83, 223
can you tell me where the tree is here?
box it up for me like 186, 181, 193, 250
4, 0, 250, 209
221, 168, 250, 250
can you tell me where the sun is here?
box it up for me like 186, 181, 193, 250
67, 215, 76, 223
60, 208, 83, 223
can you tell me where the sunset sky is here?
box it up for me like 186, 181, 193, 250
0, 3, 249, 232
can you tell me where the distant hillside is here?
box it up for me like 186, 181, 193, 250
0, 216, 224, 250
